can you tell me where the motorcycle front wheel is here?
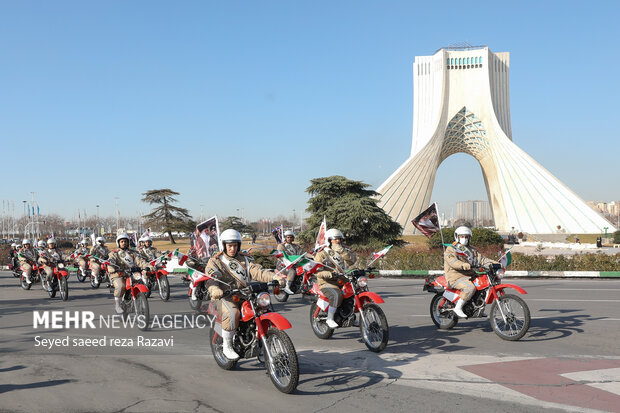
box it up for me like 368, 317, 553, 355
263, 328, 299, 394
430, 294, 458, 330
359, 303, 389, 352
134, 293, 150, 331
489, 294, 530, 341
90, 274, 100, 289
209, 328, 238, 370
48, 279, 57, 298
157, 275, 170, 301
20, 274, 32, 290
309, 301, 333, 339
76, 269, 87, 282
59, 277, 69, 301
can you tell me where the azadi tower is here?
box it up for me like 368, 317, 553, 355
377, 46, 616, 235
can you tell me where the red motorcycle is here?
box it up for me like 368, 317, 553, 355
45, 261, 70, 301
18, 262, 43, 290
273, 266, 315, 302
309, 268, 389, 352
74, 254, 91, 283
187, 269, 210, 311
423, 263, 531, 341
144, 257, 170, 301
90, 258, 111, 289
118, 270, 150, 331
208, 281, 299, 394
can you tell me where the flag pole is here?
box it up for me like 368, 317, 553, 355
434, 202, 446, 253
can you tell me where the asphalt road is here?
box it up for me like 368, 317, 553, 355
1, 270, 619, 413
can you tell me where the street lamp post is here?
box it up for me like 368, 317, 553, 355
115, 197, 120, 233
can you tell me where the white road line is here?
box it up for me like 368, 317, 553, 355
526, 298, 620, 302
551, 288, 620, 291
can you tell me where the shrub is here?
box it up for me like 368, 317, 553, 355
614, 231, 620, 244
429, 227, 503, 249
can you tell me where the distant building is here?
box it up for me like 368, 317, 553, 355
456, 201, 494, 227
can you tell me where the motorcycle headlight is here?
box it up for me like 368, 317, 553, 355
257, 292, 271, 308
57, 263, 65, 268
357, 277, 368, 288
497, 269, 505, 279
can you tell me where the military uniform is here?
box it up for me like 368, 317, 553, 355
39, 248, 64, 282
139, 246, 159, 262
75, 246, 90, 271
90, 244, 110, 278
276, 241, 305, 282
314, 245, 356, 308
205, 251, 276, 331
108, 248, 150, 298
444, 242, 497, 301
18, 247, 38, 279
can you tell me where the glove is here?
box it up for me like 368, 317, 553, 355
331, 271, 342, 280
273, 274, 286, 286
208, 285, 224, 300
462, 263, 471, 271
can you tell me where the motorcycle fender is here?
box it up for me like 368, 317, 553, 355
156, 269, 168, 279
257, 313, 292, 338
358, 291, 385, 305
58, 270, 69, 278
495, 283, 527, 295
133, 284, 149, 295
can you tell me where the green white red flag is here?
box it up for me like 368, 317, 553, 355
370, 245, 392, 263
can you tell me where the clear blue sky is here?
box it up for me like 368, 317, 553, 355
1, 1, 618, 222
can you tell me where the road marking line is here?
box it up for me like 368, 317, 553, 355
527, 299, 620, 302
551, 288, 620, 291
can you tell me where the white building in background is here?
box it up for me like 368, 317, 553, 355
456, 200, 493, 226
377, 45, 616, 234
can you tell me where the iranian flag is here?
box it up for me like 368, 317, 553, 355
499, 250, 512, 268
370, 245, 392, 262
187, 268, 210, 283
174, 249, 189, 266
270, 249, 284, 258
279, 252, 323, 274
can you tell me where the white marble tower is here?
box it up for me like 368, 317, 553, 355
377, 46, 616, 234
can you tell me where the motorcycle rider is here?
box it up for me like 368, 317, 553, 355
90, 236, 110, 285
444, 226, 498, 318
17, 239, 37, 284
139, 236, 159, 261
75, 240, 90, 275
276, 230, 305, 295
205, 229, 285, 360
39, 238, 64, 291
9, 242, 19, 270
108, 233, 151, 314
314, 228, 357, 328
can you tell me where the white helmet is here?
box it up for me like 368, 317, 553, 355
96, 236, 105, 244
80, 240, 88, 246
22, 238, 31, 245
47, 238, 56, 245
326, 228, 344, 242
454, 226, 472, 245
143, 236, 152, 242
11, 243, 16, 248
284, 230, 295, 238
220, 229, 242, 245
38, 240, 46, 248
116, 232, 130, 247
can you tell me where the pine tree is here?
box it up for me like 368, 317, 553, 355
299, 176, 402, 246
141, 189, 192, 244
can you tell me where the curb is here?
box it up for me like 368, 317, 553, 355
377, 270, 620, 278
